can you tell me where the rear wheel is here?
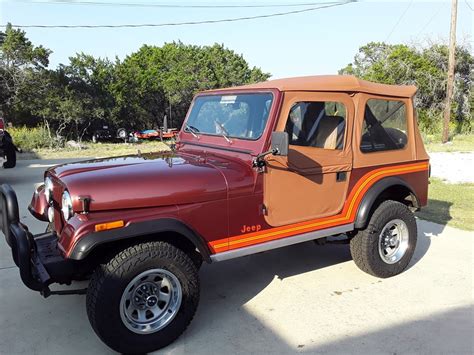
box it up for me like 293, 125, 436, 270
350, 200, 417, 278
117, 128, 127, 143
86, 241, 199, 354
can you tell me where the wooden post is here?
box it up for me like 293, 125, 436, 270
442, 0, 458, 143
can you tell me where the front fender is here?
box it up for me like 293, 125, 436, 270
28, 184, 49, 222
68, 218, 211, 262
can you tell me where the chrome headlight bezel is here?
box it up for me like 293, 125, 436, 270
44, 177, 54, 203
61, 190, 74, 221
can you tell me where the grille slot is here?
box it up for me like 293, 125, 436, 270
50, 176, 66, 233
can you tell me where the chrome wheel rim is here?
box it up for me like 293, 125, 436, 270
120, 269, 182, 334
378, 219, 409, 264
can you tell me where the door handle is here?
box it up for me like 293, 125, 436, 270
336, 171, 347, 182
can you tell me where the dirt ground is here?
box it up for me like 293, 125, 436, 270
429, 151, 474, 183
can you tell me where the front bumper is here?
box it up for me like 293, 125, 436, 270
0, 184, 75, 297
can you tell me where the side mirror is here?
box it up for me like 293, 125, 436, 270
253, 131, 289, 169
271, 131, 289, 156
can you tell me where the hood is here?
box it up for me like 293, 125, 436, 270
49, 151, 230, 212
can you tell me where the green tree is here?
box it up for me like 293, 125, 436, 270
0, 23, 51, 120
112, 42, 270, 129
2, 29, 271, 142
61, 53, 117, 138
12, 54, 116, 142
340, 42, 473, 135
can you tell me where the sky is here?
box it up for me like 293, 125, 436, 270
0, 0, 472, 79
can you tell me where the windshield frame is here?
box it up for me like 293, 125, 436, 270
179, 89, 282, 155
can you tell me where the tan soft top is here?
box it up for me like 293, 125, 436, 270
226, 75, 417, 98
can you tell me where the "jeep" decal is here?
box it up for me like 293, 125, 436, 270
240, 224, 262, 233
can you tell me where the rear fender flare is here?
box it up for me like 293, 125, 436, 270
354, 177, 419, 229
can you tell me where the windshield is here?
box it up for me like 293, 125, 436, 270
185, 93, 274, 141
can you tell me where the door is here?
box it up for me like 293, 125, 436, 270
263, 92, 354, 227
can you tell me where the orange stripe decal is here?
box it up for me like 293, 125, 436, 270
209, 161, 429, 253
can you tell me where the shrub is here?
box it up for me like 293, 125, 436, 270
8, 125, 53, 151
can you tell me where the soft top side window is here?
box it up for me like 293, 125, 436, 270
360, 99, 407, 153
284, 101, 346, 150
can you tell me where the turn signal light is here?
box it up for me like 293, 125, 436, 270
95, 220, 124, 232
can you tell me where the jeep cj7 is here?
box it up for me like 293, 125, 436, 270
0, 76, 429, 353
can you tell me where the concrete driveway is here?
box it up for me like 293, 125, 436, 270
0, 159, 473, 354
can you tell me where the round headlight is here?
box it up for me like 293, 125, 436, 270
61, 190, 74, 221
44, 177, 54, 203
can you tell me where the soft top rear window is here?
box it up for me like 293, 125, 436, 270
360, 99, 408, 153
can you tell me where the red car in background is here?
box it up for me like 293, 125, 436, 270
133, 128, 178, 141
132, 114, 178, 141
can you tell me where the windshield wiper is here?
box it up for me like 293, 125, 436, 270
219, 132, 232, 144
184, 124, 200, 138
213, 119, 232, 144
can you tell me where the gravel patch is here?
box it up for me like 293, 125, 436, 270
429, 152, 474, 184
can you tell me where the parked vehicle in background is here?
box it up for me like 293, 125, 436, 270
0, 76, 430, 353
132, 115, 179, 142
0, 117, 18, 169
133, 128, 178, 141
91, 123, 129, 143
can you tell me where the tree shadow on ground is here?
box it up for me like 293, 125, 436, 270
306, 305, 473, 354
416, 199, 453, 234
178, 224, 435, 354
16, 150, 41, 160
0, 220, 443, 354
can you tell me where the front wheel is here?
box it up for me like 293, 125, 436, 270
350, 200, 417, 278
86, 241, 200, 354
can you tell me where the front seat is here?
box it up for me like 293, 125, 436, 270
312, 115, 345, 150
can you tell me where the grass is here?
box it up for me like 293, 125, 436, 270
416, 178, 474, 231
19, 141, 171, 160
424, 134, 474, 153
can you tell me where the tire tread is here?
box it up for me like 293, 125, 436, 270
350, 200, 417, 278
86, 241, 199, 353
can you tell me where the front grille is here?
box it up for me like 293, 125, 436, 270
50, 175, 66, 233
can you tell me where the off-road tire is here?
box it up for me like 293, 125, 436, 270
3, 144, 16, 168
350, 200, 417, 278
117, 128, 127, 143
86, 241, 200, 354
190, 250, 204, 270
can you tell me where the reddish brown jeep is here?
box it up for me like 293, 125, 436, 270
0, 76, 429, 353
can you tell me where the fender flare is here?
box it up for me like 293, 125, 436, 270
69, 218, 211, 262
354, 176, 419, 229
